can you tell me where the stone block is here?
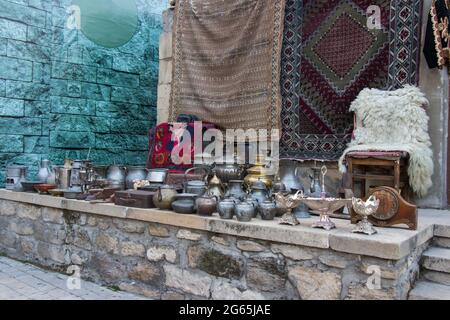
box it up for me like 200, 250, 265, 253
83, 48, 113, 68
158, 59, 172, 84
271, 244, 316, 261
51, 5, 66, 27
111, 86, 156, 105
0, 230, 17, 247
318, 253, 353, 269
26, 26, 52, 46
0, 56, 32, 81
211, 279, 265, 300
49, 78, 69, 97
10, 220, 34, 236
140, 61, 159, 87
52, 61, 97, 82
112, 219, 146, 233
288, 266, 342, 300
20, 239, 35, 254
0, 201, 16, 216
33, 63, 51, 84
0, 0, 46, 28
146, 245, 177, 263
0, 38, 6, 56
81, 83, 111, 101
97, 68, 139, 88
89, 253, 126, 281
95, 101, 156, 121
422, 247, 450, 273
37, 242, 67, 264
177, 229, 202, 241
423, 270, 450, 286
159, 32, 172, 59
211, 236, 230, 246
51, 43, 68, 62
24, 100, 49, 118
247, 256, 287, 292
51, 97, 95, 115
110, 118, 151, 135
7, 39, 50, 63
49, 130, 95, 149
128, 262, 162, 286
95, 233, 119, 254
49, 114, 110, 133
67, 45, 83, 64
34, 221, 67, 245
0, 135, 23, 153
16, 203, 41, 220
23, 136, 49, 154
67, 81, 81, 98
95, 134, 148, 151
148, 224, 170, 237
69, 228, 92, 250
120, 241, 146, 257
237, 240, 266, 252
187, 245, 244, 280
0, 18, 27, 41
434, 237, 450, 249
0, 97, 24, 117
113, 55, 144, 73
163, 264, 212, 297
6, 80, 50, 101
28, 0, 53, 12
42, 207, 64, 224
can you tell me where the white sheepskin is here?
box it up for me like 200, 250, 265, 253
339, 85, 433, 197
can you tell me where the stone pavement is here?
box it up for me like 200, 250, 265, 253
0, 256, 147, 300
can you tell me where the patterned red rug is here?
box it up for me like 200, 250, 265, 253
280, 0, 422, 161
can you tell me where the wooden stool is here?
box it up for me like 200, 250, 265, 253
346, 151, 411, 201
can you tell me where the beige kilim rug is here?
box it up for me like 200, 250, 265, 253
169, 0, 286, 132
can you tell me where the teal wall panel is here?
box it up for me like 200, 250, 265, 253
0, 0, 167, 184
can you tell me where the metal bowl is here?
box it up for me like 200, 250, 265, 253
34, 184, 57, 194
21, 181, 41, 192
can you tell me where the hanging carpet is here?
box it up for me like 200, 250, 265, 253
169, 0, 286, 133
280, 0, 423, 161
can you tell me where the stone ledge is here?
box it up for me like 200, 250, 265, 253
0, 189, 439, 260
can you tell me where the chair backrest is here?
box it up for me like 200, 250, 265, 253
349, 86, 429, 146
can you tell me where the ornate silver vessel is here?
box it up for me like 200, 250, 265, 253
301, 197, 352, 230
351, 196, 380, 235
274, 190, 304, 226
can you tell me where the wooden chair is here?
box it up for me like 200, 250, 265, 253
346, 151, 412, 201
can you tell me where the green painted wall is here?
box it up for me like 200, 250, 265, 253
0, 0, 167, 184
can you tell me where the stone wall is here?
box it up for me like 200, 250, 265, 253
0, 0, 167, 185
0, 198, 429, 300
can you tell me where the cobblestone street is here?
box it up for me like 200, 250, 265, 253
0, 256, 146, 300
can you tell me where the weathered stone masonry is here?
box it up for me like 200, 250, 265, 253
0, 0, 167, 185
0, 191, 434, 300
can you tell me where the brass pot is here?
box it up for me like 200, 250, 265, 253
153, 185, 178, 210
208, 173, 224, 198
244, 155, 274, 189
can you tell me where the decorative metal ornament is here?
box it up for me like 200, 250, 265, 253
274, 190, 304, 226
351, 196, 380, 235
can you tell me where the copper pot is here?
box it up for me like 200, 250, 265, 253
196, 193, 218, 216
